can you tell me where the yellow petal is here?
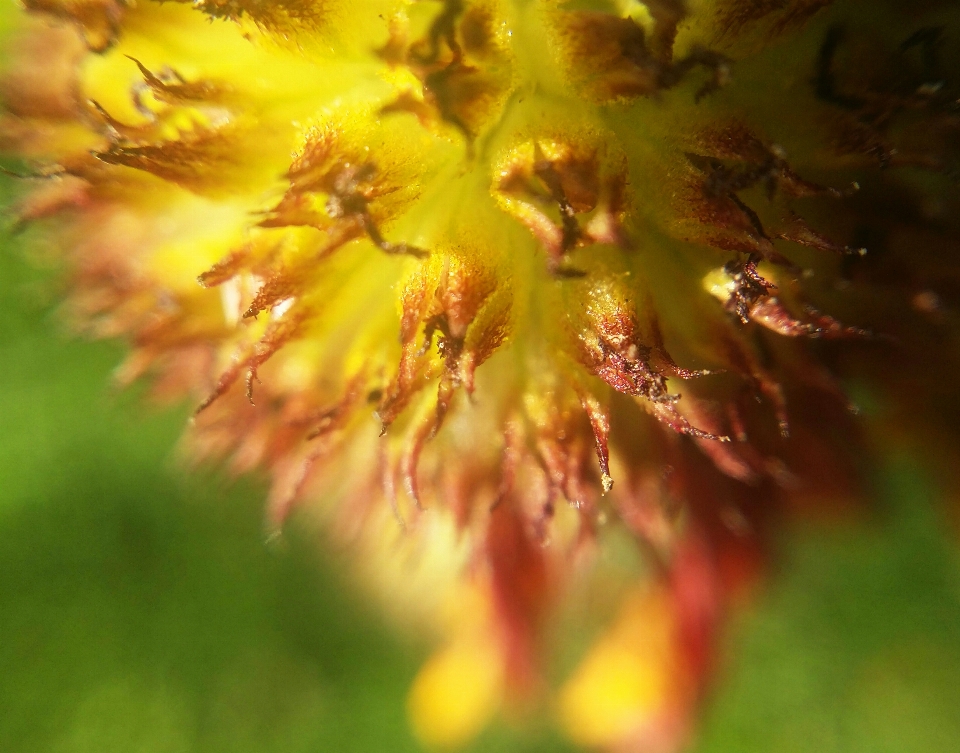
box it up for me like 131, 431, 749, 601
558, 589, 675, 748
407, 633, 504, 749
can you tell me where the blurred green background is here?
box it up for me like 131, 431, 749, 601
3, 203, 960, 752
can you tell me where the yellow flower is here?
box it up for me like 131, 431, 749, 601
2, 0, 959, 749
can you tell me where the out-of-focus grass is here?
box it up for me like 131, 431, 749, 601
697, 466, 960, 753
2, 211, 960, 752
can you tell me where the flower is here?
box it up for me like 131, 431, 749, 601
2, 0, 959, 749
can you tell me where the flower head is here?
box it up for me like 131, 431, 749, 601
3, 0, 960, 749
